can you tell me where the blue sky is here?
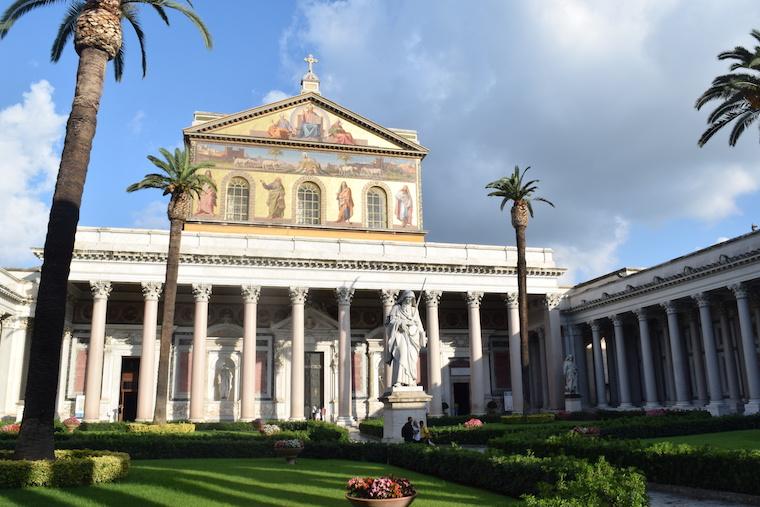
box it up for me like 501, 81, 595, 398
2, 0, 760, 283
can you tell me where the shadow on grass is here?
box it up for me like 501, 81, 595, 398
0, 458, 515, 506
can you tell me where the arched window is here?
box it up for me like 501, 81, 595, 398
297, 182, 321, 225
366, 187, 387, 229
225, 177, 250, 221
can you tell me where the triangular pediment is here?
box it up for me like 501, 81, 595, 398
184, 93, 427, 155
270, 306, 339, 332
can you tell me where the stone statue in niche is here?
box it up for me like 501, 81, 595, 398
563, 354, 578, 395
215, 358, 235, 401
385, 290, 427, 387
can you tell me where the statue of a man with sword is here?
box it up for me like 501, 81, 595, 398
385, 288, 427, 387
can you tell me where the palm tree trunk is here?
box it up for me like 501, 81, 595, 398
14, 47, 109, 460
153, 218, 184, 424
515, 224, 531, 413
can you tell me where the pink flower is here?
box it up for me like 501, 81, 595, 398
63, 417, 80, 426
0, 423, 20, 433
463, 418, 483, 428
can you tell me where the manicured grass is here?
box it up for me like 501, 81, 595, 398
642, 429, 760, 450
0, 458, 518, 506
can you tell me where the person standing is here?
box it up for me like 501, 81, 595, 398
401, 416, 414, 442
412, 420, 421, 442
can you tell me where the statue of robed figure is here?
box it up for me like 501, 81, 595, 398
385, 290, 427, 387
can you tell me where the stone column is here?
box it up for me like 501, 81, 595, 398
466, 291, 485, 415
693, 293, 728, 416
589, 320, 608, 409
84, 281, 112, 422
687, 311, 708, 406
730, 283, 760, 414
424, 290, 443, 416
544, 294, 564, 409
504, 293, 523, 413
537, 328, 550, 409
718, 303, 741, 412
189, 283, 211, 422
661, 302, 691, 409
136, 281, 162, 422
634, 308, 660, 409
336, 287, 354, 425
289, 287, 308, 421
240, 285, 261, 422
611, 314, 634, 409
379, 290, 398, 394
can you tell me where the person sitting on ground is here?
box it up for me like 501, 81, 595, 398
401, 416, 415, 443
419, 420, 432, 445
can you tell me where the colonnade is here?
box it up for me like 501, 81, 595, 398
577, 282, 760, 415
80, 281, 564, 422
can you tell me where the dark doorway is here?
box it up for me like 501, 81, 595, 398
119, 357, 140, 422
305, 352, 324, 418
453, 382, 470, 415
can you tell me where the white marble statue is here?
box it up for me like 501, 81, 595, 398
216, 361, 234, 400
563, 354, 578, 395
385, 290, 427, 387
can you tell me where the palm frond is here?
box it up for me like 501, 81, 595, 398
128, 0, 212, 48
0, 0, 65, 38
122, 5, 147, 78
728, 110, 759, 146
113, 42, 125, 81
50, 0, 84, 62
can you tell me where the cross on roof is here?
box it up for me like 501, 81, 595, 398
304, 54, 318, 74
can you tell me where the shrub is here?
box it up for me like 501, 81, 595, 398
78, 421, 129, 432
359, 419, 383, 438
600, 413, 760, 439
126, 423, 195, 434
426, 414, 502, 427
502, 413, 556, 425
0, 450, 129, 488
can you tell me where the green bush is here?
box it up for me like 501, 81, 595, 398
126, 423, 195, 434
426, 414, 502, 427
358, 419, 383, 438
600, 413, 760, 439
0, 450, 129, 488
194, 421, 256, 432
490, 432, 760, 496
78, 421, 129, 432
502, 413, 556, 425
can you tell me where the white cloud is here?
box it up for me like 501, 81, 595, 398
129, 110, 145, 135
0, 80, 65, 266
262, 89, 289, 104
131, 200, 168, 230
552, 216, 630, 284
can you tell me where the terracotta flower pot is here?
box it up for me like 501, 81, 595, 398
345, 493, 417, 507
63, 423, 78, 433
274, 446, 303, 465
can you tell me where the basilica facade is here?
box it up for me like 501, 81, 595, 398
1, 60, 758, 423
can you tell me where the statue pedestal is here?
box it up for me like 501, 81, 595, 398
379, 386, 432, 443
564, 393, 582, 413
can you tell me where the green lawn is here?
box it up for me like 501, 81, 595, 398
642, 429, 760, 450
0, 458, 518, 506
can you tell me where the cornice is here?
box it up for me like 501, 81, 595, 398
0, 284, 31, 305
567, 248, 760, 313
185, 132, 425, 159
63, 249, 565, 278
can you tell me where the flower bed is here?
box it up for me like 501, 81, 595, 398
346, 475, 415, 501
463, 418, 483, 429
0, 424, 20, 434
0, 450, 129, 488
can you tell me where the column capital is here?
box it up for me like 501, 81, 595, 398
89, 280, 112, 299
692, 292, 711, 308
335, 287, 355, 306
424, 290, 442, 306
140, 281, 163, 301
660, 301, 680, 315
633, 307, 648, 321
503, 292, 519, 308
611, 314, 625, 327
588, 320, 601, 333
544, 293, 562, 310
241, 285, 261, 304
465, 291, 483, 307
729, 282, 750, 299
192, 283, 212, 302
289, 286, 309, 304
379, 289, 399, 306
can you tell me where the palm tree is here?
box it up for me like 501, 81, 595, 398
127, 147, 214, 424
486, 166, 554, 413
1, 0, 211, 460
696, 29, 760, 146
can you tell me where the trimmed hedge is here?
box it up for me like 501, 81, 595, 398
600, 413, 760, 439
126, 423, 195, 434
501, 413, 556, 425
358, 419, 383, 438
0, 450, 129, 488
490, 432, 760, 496
425, 414, 503, 427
